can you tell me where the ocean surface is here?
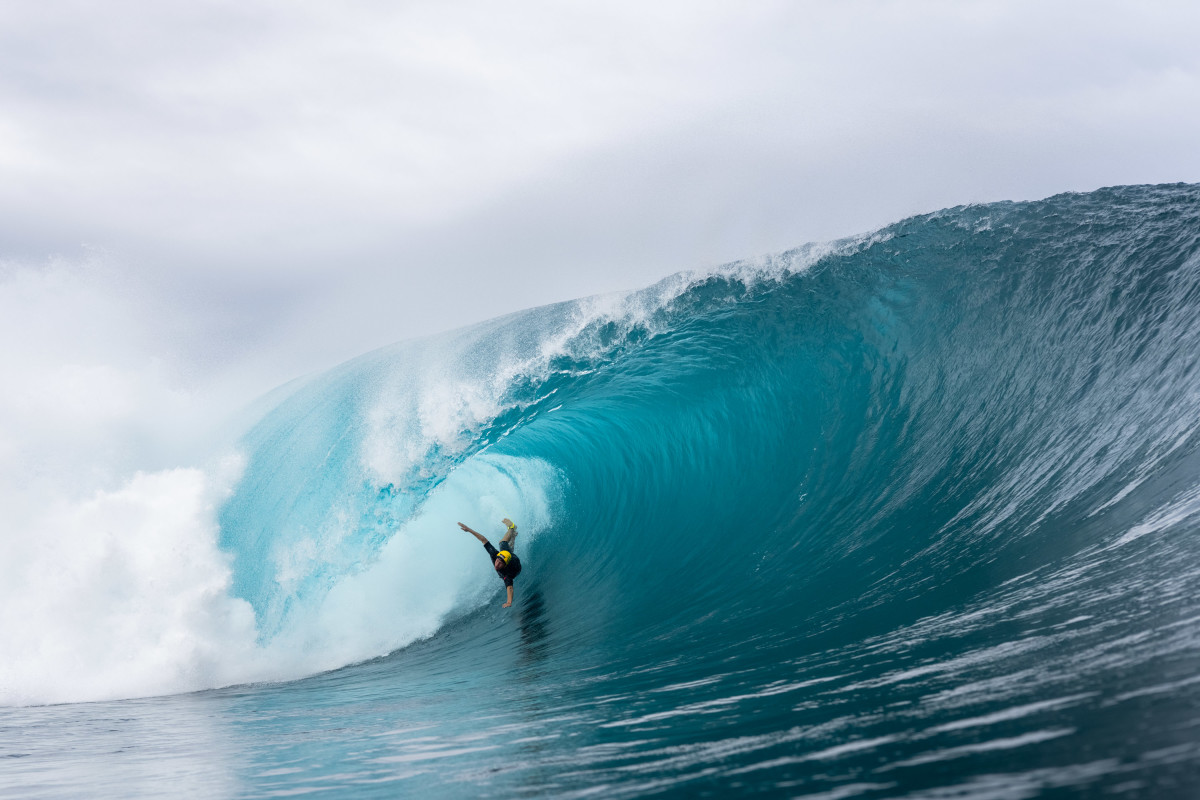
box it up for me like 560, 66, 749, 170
5, 183, 1200, 798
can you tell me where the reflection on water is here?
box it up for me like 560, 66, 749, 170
0, 694, 243, 799
517, 590, 551, 666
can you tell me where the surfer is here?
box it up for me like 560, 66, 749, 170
457, 518, 522, 607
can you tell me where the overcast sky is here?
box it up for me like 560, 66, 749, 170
3, 0, 1199, 392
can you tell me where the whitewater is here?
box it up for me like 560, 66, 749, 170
3, 183, 1200, 798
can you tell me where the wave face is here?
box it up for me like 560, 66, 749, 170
197, 183, 1200, 796
10, 184, 1199, 798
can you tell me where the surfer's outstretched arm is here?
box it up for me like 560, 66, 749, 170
503, 585, 514, 608
457, 522, 489, 545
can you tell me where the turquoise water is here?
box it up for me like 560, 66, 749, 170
5, 184, 1200, 798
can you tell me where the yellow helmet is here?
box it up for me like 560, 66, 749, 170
496, 550, 512, 564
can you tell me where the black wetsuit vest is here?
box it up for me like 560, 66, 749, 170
484, 542, 523, 586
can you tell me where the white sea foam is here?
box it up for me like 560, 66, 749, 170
0, 461, 262, 705
0, 447, 558, 706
